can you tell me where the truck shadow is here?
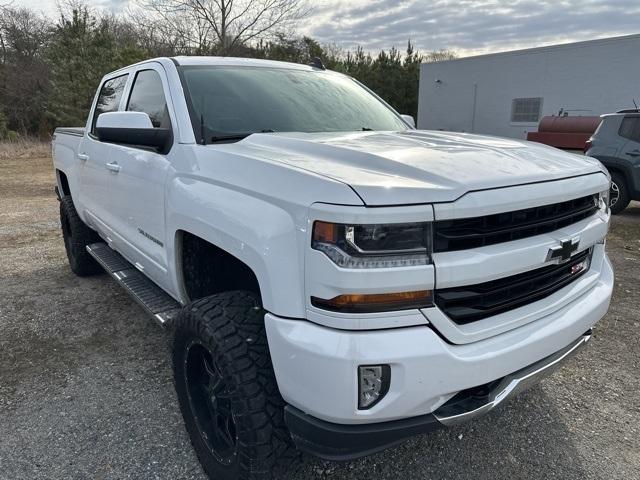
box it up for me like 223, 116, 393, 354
284, 384, 588, 479
617, 201, 640, 220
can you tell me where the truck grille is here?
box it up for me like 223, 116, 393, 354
435, 249, 591, 324
433, 195, 597, 252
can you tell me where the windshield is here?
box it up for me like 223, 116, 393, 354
181, 66, 409, 142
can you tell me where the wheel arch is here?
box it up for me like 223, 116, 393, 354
168, 181, 307, 318
56, 169, 71, 198
593, 155, 639, 198
604, 164, 628, 186
176, 230, 263, 303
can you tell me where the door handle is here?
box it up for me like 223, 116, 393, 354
105, 161, 121, 173
77, 152, 89, 162
627, 150, 640, 157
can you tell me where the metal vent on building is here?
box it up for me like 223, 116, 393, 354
511, 97, 543, 123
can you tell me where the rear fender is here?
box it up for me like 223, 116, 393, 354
592, 155, 640, 198
52, 132, 83, 203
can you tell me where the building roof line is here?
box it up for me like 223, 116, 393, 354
422, 33, 640, 66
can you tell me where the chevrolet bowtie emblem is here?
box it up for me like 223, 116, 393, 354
546, 238, 579, 263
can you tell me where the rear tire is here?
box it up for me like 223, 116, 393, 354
60, 196, 102, 276
609, 172, 630, 215
173, 291, 296, 480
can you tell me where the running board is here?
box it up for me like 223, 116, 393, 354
86, 242, 181, 327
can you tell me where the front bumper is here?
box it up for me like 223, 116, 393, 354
265, 253, 612, 426
284, 331, 591, 461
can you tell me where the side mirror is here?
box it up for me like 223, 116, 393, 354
96, 111, 171, 152
400, 114, 416, 128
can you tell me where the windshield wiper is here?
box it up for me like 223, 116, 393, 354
209, 129, 275, 143
362, 127, 374, 131
210, 133, 252, 143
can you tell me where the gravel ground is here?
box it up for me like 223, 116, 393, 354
1, 145, 639, 480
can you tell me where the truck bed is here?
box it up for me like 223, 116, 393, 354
52, 127, 85, 179
54, 127, 85, 137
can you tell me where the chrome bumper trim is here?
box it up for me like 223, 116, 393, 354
434, 331, 592, 426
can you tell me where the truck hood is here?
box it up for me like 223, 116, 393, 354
219, 130, 605, 205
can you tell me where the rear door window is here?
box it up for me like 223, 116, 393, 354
91, 74, 128, 135
619, 116, 640, 141
126, 69, 170, 128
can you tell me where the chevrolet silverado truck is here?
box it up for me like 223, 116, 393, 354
51, 57, 614, 480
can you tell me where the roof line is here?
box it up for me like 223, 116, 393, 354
423, 33, 640, 66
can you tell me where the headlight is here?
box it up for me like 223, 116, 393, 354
311, 221, 432, 268
594, 189, 610, 213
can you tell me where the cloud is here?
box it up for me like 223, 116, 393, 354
13, 0, 640, 56
14, 0, 131, 17
300, 0, 640, 55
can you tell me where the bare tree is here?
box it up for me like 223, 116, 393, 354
136, 0, 310, 55
424, 49, 457, 63
0, 6, 49, 62
0, 6, 50, 134
129, 5, 214, 55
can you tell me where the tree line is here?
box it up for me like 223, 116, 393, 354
0, 2, 455, 140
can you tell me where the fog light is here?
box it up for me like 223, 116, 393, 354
358, 365, 391, 409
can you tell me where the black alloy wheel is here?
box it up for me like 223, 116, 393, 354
184, 341, 238, 465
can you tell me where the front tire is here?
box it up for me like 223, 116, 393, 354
173, 291, 295, 480
60, 196, 102, 276
609, 172, 631, 215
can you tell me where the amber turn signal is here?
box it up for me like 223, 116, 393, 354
311, 290, 433, 313
313, 221, 338, 243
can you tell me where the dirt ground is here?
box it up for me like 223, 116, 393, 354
0, 143, 638, 480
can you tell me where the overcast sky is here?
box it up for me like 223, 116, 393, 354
16, 0, 640, 56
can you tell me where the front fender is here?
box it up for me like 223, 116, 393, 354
167, 176, 309, 318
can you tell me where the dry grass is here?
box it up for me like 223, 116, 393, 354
0, 141, 56, 242
0, 140, 51, 161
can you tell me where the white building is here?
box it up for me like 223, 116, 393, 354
417, 34, 640, 139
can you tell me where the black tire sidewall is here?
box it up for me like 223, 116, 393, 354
173, 313, 241, 479
173, 291, 291, 480
60, 203, 80, 273
60, 202, 78, 270
610, 172, 631, 215
59, 196, 102, 276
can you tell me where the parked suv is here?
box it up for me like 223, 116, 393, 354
586, 110, 640, 214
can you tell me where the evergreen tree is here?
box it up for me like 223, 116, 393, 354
46, 7, 148, 127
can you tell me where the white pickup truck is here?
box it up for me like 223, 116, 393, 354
52, 56, 614, 480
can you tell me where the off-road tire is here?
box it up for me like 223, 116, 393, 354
609, 172, 631, 215
60, 196, 102, 276
173, 291, 297, 480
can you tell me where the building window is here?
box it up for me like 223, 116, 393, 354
511, 97, 543, 123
